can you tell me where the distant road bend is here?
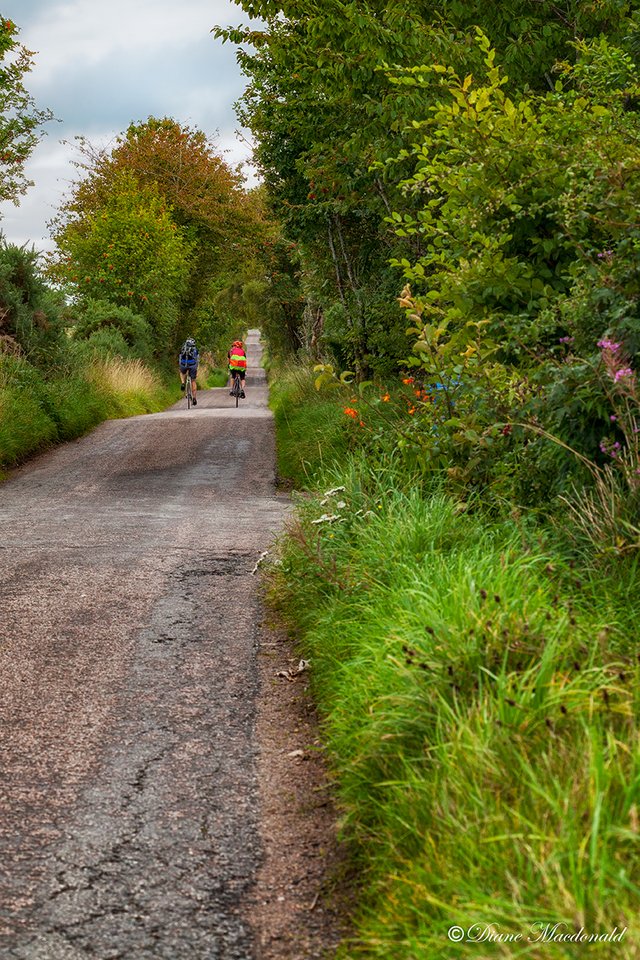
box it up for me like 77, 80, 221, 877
0, 330, 292, 959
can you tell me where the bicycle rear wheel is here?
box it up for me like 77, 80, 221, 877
231, 373, 241, 408
186, 376, 192, 409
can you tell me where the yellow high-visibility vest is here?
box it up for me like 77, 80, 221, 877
229, 351, 247, 370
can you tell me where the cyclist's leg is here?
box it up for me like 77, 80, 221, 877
179, 367, 186, 390
240, 372, 246, 398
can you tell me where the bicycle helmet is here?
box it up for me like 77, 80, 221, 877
185, 337, 196, 346
233, 339, 243, 346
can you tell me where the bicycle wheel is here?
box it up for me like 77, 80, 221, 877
231, 373, 241, 408
186, 375, 192, 409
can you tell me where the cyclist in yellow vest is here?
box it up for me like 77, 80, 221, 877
227, 339, 247, 398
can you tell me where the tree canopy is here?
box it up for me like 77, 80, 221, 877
0, 17, 53, 207
49, 117, 270, 355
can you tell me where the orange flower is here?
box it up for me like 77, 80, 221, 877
408, 405, 416, 415
381, 393, 390, 402
402, 377, 414, 385
343, 407, 358, 419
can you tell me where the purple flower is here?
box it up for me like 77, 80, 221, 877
597, 338, 622, 352
614, 367, 634, 382
559, 336, 574, 344
597, 250, 614, 259
610, 415, 617, 422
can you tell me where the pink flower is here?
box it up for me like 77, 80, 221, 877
597, 339, 622, 352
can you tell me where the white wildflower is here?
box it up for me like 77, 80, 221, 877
311, 513, 341, 524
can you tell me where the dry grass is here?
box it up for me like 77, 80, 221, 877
89, 356, 159, 398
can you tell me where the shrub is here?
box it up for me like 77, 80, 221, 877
0, 242, 66, 363
71, 298, 154, 360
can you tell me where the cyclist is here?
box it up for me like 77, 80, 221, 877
178, 337, 199, 405
228, 339, 247, 398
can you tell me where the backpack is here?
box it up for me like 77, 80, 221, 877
180, 342, 198, 363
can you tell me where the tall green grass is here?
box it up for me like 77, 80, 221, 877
0, 351, 175, 471
268, 372, 640, 958
268, 363, 352, 487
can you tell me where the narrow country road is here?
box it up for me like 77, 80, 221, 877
0, 331, 322, 959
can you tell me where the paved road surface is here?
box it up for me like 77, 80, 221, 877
0, 331, 290, 959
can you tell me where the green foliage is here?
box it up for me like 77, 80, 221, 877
0, 17, 53, 206
383, 35, 640, 510
269, 363, 352, 487
219, 0, 639, 373
205, 367, 228, 388
52, 170, 192, 348
266, 452, 640, 958
71, 298, 154, 360
243, 232, 305, 358
0, 243, 175, 470
226, 5, 640, 953
48, 118, 271, 358
0, 344, 175, 469
0, 352, 56, 462
40, 371, 112, 441
0, 242, 66, 362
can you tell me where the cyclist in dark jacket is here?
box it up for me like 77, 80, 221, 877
178, 337, 199, 405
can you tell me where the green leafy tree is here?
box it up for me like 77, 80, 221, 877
218, 1, 639, 374
52, 170, 193, 349
49, 117, 269, 351
0, 17, 53, 207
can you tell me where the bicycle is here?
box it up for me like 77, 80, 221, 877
230, 371, 243, 408
185, 371, 194, 410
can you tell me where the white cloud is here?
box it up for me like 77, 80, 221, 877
0, 0, 256, 253
20, 0, 242, 84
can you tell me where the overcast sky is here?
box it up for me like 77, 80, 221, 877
0, 0, 254, 253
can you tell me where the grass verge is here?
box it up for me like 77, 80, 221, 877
0, 352, 175, 471
268, 363, 352, 487
267, 365, 640, 959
